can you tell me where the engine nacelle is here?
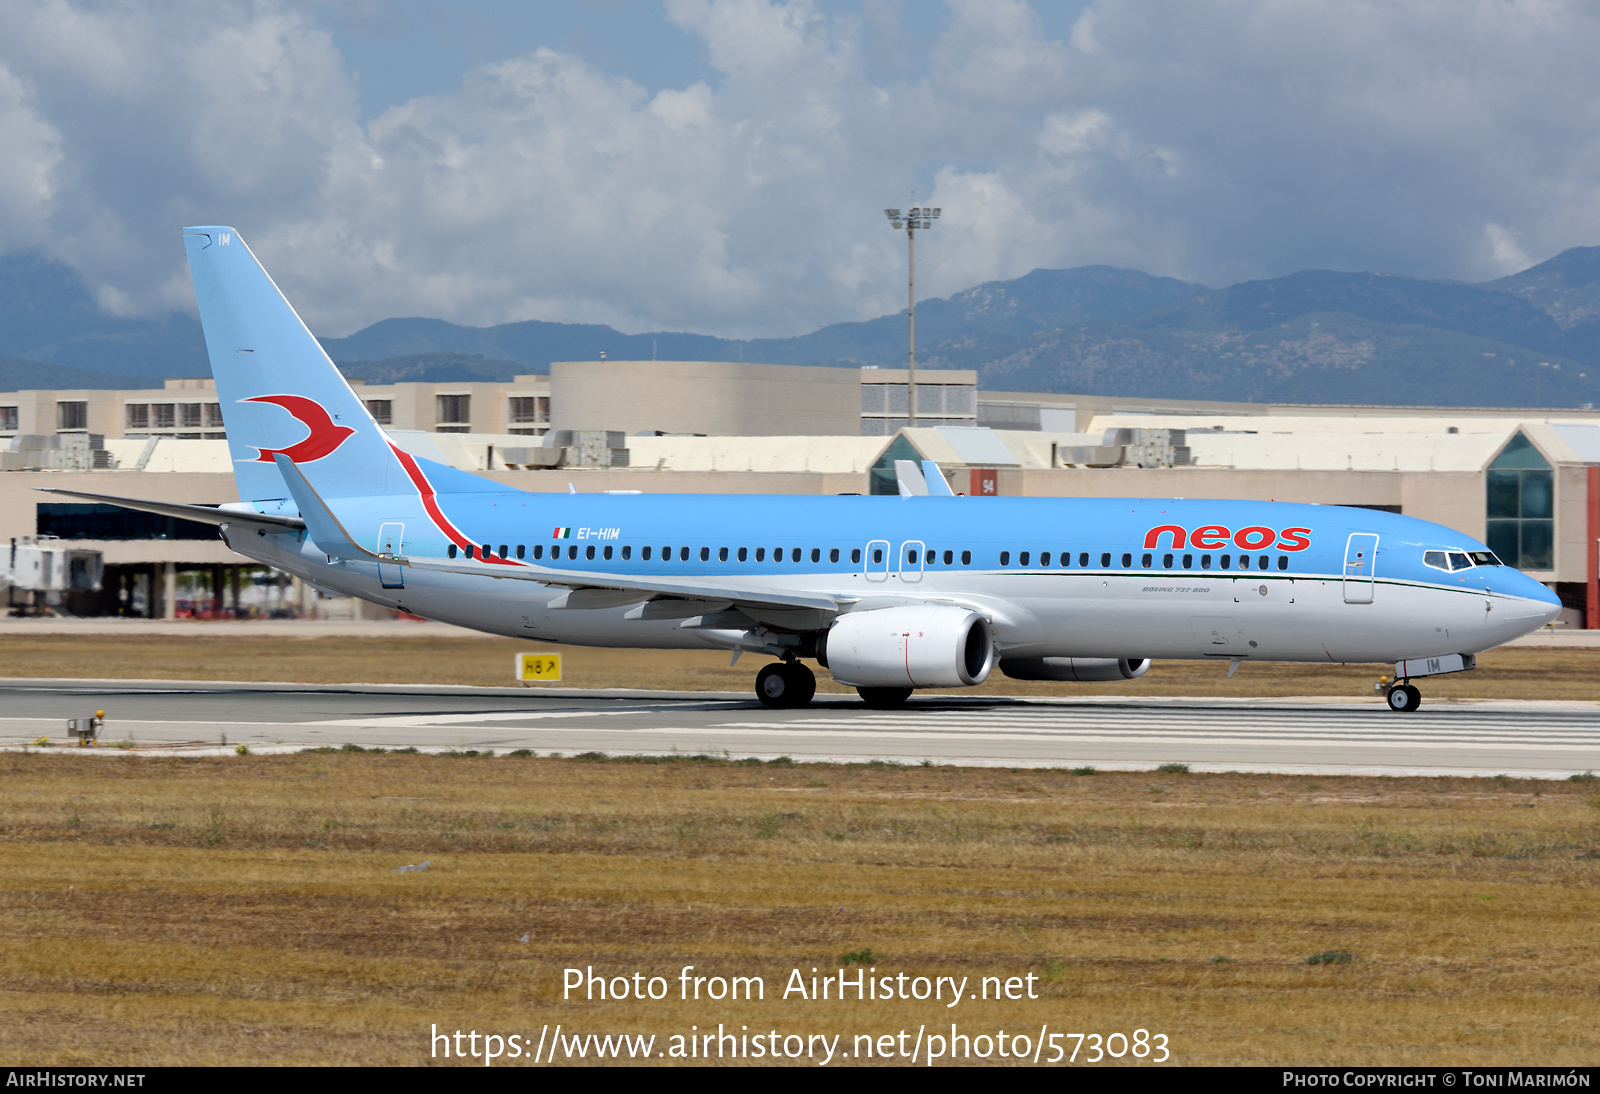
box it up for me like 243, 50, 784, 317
825, 605, 995, 688
999, 657, 1150, 682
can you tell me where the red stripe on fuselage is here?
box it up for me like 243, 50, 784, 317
388, 443, 522, 568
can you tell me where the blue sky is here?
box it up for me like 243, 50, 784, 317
0, 1, 1595, 338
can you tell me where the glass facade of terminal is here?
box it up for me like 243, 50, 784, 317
1485, 432, 1554, 571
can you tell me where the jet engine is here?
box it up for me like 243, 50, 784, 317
999, 657, 1150, 682
824, 605, 995, 688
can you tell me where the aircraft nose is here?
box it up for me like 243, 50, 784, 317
1497, 573, 1562, 633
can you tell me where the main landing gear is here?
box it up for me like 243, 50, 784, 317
1386, 682, 1423, 713
755, 661, 816, 709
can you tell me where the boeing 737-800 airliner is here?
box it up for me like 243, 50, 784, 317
48, 228, 1562, 712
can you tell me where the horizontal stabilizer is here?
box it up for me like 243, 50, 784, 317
271, 454, 377, 560
37, 488, 305, 534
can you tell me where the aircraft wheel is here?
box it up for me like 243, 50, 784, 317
857, 686, 913, 709
1386, 683, 1422, 713
756, 663, 793, 708
783, 662, 816, 707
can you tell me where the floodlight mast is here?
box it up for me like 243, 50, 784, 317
884, 205, 939, 427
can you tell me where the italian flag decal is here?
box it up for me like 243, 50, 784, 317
552, 527, 572, 539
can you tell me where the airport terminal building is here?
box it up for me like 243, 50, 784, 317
4, 361, 1598, 630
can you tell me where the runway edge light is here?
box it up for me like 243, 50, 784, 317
67, 710, 105, 746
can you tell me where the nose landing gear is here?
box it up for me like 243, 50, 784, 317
1385, 682, 1422, 712
755, 661, 816, 709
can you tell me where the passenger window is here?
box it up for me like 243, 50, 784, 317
680, 546, 690, 561
1078, 552, 1089, 567
774, 547, 784, 562
738, 547, 748, 562
1100, 552, 1111, 568
1182, 554, 1193, 569
621, 545, 630, 560
1258, 555, 1269, 570
515, 544, 525, 559
1000, 551, 1011, 566
585, 545, 596, 560
482, 543, 492, 558
757, 548, 766, 562
498, 544, 507, 558
1200, 554, 1211, 569
603, 545, 613, 560
568, 546, 578, 560
448, 544, 457, 559
960, 550, 971, 565
1019, 551, 1029, 566
1277, 555, 1288, 570
943, 550, 953, 565
1423, 550, 1448, 570
1163, 553, 1173, 568
811, 548, 821, 563
1142, 553, 1152, 568
1220, 554, 1231, 570
1121, 552, 1132, 567
534, 544, 545, 560
791, 548, 801, 562
642, 546, 652, 560
1448, 552, 1472, 571
662, 546, 671, 560
1037, 552, 1048, 566
719, 546, 728, 562
1237, 554, 1249, 570
871, 548, 882, 564
852, 548, 862, 564
925, 547, 935, 566
830, 548, 840, 563
700, 547, 710, 561
908, 548, 920, 564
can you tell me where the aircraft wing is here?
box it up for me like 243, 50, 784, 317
402, 554, 846, 614
36, 488, 306, 535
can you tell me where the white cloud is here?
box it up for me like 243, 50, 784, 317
0, 64, 62, 253
3, 0, 1600, 339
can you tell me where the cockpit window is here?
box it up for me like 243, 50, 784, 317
1427, 548, 1498, 572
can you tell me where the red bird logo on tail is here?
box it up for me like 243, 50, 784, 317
244, 395, 356, 463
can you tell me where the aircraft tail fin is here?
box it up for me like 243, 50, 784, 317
183, 227, 416, 501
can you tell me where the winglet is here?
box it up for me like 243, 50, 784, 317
894, 460, 929, 496
271, 453, 380, 561
921, 460, 954, 496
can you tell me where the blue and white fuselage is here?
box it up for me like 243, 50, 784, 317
50, 228, 1561, 711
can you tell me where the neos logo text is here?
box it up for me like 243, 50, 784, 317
1143, 525, 1312, 552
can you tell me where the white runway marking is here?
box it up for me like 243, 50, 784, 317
2, 681, 1595, 778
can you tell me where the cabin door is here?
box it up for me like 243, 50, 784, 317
1342, 533, 1378, 604
865, 539, 890, 583
899, 540, 926, 583
378, 523, 405, 589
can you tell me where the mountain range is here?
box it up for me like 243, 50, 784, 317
4, 246, 1600, 408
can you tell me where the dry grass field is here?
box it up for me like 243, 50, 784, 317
2, 631, 1599, 699
1, 750, 1596, 1066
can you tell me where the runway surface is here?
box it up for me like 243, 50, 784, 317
3, 678, 1597, 779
